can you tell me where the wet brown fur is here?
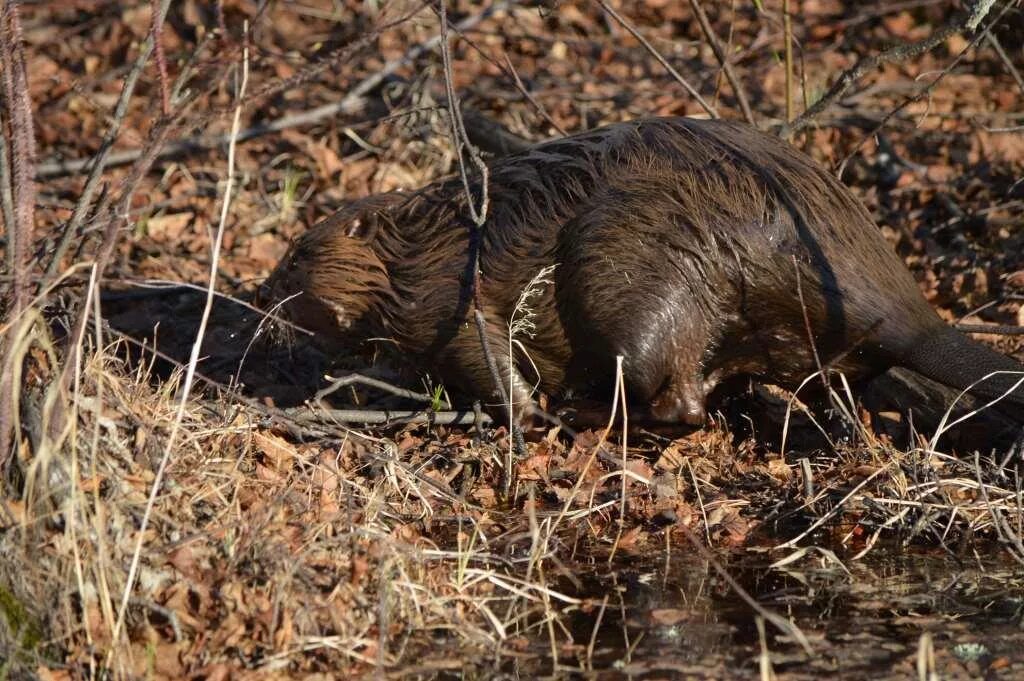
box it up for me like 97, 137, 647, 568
261, 117, 1024, 424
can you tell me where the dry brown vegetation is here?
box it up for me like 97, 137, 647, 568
2, 1, 1024, 679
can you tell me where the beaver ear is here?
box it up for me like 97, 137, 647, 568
344, 216, 366, 238
344, 213, 382, 241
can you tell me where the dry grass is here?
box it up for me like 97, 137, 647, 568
2, 1, 1024, 678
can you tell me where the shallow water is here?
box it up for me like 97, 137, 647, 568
498, 547, 1024, 679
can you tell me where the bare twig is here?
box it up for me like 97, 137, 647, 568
0, 108, 14, 262
284, 407, 488, 427
985, 29, 1024, 96
436, 0, 527, 473
150, 0, 171, 116
432, 12, 567, 137
314, 373, 451, 408
0, 0, 37, 470
594, 0, 718, 118
1, 0, 35, 314
688, 0, 755, 125
781, 2, 999, 136
783, 0, 794, 123
792, 256, 832, 395
680, 523, 812, 654
954, 323, 1024, 335
502, 54, 568, 136
834, 2, 1013, 176
111, 29, 250, 655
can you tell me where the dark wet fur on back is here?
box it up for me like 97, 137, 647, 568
262, 117, 1024, 423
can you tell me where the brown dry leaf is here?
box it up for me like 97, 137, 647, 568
78, 475, 104, 493
131, 641, 186, 679
254, 431, 297, 472
147, 212, 193, 243
518, 452, 552, 481
649, 608, 690, 626
625, 458, 654, 484
247, 232, 289, 269
193, 664, 232, 681
256, 463, 285, 483
615, 525, 644, 550
274, 606, 294, 649
310, 140, 345, 178
1, 498, 26, 528
471, 486, 497, 507
36, 668, 72, 681
766, 458, 793, 483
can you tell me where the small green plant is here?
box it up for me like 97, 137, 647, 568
279, 166, 304, 218
431, 383, 446, 412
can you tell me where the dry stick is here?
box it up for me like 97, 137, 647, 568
44, 0, 173, 282
679, 523, 812, 654
502, 54, 568, 136
150, 0, 171, 116
0, 107, 14, 260
834, 1, 1013, 177
688, 0, 755, 125
985, 30, 1024, 95
792, 256, 831, 397
314, 372, 450, 408
284, 407, 488, 427
436, 1, 528, 482
36, 1, 508, 179
0, 1, 37, 471
974, 451, 1024, 566
782, 0, 794, 123
780, 2, 999, 137
594, 0, 718, 118
111, 32, 250, 654
435, 12, 566, 137
954, 323, 1024, 335
1, 1, 35, 315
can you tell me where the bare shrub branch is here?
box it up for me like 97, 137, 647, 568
782, 1, 1000, 137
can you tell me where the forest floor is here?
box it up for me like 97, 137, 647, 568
3, 1, 1024, 679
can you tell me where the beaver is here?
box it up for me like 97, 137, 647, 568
260, 117, 1024, 426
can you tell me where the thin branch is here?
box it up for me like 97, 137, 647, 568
834, 2, 1013, 176
783, 0, 794, 122
688, 0, 755, 125
150, 0, 171, 116
1, 0, 35, 314
954, 323, 1024, 335
437, 0, 527, 468
594, 0, 718, 119
985, 30, 1024, 96
0, 0, 37, 471
314, 373, 450, 408
680, 523, 813, 654
283, 407, 489, 427
0, 107, 14, 265
781, 2, 999, 137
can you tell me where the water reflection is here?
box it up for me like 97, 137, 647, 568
551, 548, 1024, 678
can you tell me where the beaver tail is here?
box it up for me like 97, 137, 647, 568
900, 324, 1024, 420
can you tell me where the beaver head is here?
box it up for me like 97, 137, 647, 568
257, 193, 404, 347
